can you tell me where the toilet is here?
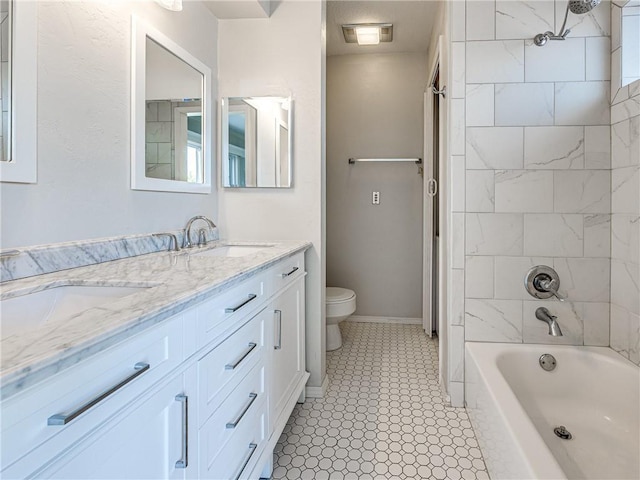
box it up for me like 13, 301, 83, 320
326, 287, 356, 351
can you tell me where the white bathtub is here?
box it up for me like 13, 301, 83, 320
465, 342, 640, 480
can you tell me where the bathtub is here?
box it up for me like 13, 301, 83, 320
465, 342, 640, 480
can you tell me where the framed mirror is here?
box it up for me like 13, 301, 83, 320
221, 96, 292, 188
612, 0, 640, 103
131, 17, 212, 193
0, 0, 37, 184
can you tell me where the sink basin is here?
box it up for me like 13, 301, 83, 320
192, 245, 272, 258
1, 285, 148, 336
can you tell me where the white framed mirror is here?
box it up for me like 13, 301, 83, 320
221, 96, 292, 188
0, 0, 37, 184
612, 0, 640, 103
131, 17, 212, 193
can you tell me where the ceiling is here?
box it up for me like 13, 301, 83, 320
326, 1, 442, 56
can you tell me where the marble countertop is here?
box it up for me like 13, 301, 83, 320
0, 241, 311, 399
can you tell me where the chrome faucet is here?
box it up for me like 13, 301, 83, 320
183, 216, 216, 248
533, 275, 566, 302
152, 233, 180, 252
535, 307, 563, 337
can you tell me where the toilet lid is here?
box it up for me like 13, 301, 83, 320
326, 287, 355, 303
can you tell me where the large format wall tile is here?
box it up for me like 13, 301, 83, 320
494, 256, 554, 300
495, 0, 554, 40
582, 302, 610, 346
553, 170, 611, 213
584, 214, 611, 258
495, 83, 554, 126
554, 81, 611, 125
554, 258, 611, 303
522, 300, 584, 345
466, 41, 525, 83
612, 165, 640, 214
611, 214, 640, 264
466, 170, 495, 212
495, 170, 554, 213
466, 1, 496, 41
466, 84, 494, 127
466, 256, 494, 299
466, 213, 524, 256
584, 125, 611, 169
611, 116, 640, 168
586, 37, 611, 81
524, 214, 584, 257
467, 127, 524, 169
524, 38, 585, 83
465, 299, 523, 342
611, 259, 640, 315
524, 126, 584, 169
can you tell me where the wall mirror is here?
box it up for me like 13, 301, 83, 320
131, 17, 212, 193
0, 0, 37, 183
221, 96, 292, 188
612, 0, 640, 103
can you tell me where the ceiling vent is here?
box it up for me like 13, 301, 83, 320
341, 23, 393, 45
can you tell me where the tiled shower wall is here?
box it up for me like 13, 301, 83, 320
448, 0, 612, 405
610, 1, 640, 366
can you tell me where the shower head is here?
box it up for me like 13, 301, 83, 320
568, 0, 601, 15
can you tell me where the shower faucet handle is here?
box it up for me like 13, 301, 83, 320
525, 265, 566, 302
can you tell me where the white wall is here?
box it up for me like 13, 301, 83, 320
0, 1, 218, 248
217, 0, 326, 390
449, 0, 612, 404
326, 52, 427, 319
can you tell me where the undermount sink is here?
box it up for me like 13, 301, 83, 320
191, 245, 273, 258
1, 285, 148, 336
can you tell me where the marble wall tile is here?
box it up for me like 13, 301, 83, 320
522, 300, 584, 345
584, 214, 611, 258
452, 156, 466, 212
451, 99, 466, 155
586, 37, 611, 81
611, 95, 640, 124
452, 0, 466, 42
453, 213, 465, 269
611, 116, 640, 168
495, 0, 555, 40
466, 41, 525, 83
466, 213, 524, 256
555, 0, 610, 37
612, 165, 640, 214
524, 126, 585, 169
145, 122, 172, 143
629, 311, 640, 365
554, 257, 611, 302
465, 299, 523, 342
452, 42, 466, 99
611, 214, 640, 264
466, 84, 495, 127
467, 127, 524, 169
494, 255, 554, 300
610, 259, 640, 314
583, 301, 610, 346
466, 0, 496, 40
451, 268, 466, 325
495, 170, 554, 213
610, 303, 631, 358
495, 83, 554, 126
584, 125, 611, 169
450, 325, 465, 382
554, 81, 611, 126
466, 170, 495, 212
466, 255, 494, 299
524, 214, 584, 257
524, 38, 585, 82
553, 170, 611, 213
612, 3, 622, 50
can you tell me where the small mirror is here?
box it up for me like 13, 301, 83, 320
131, 18, 212, 193
621, 0, 639, 87
222, 96, 292, 188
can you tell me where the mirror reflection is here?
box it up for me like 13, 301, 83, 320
145, 37, 203, 183
223, 96, 291, 188
621, 0, 640, 87
1, 0, 11, 162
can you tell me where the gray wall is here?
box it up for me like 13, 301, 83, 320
327, 53, 427, 319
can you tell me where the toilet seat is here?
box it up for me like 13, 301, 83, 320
327, 287, 355, 304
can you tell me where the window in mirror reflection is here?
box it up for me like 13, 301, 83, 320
1, 0, 11, 162
145, 37, 204, 183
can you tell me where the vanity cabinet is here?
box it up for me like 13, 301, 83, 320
0, 251, 309, 480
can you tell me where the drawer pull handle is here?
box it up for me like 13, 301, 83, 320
274, 310, 282, 350
225, 294, 258, 313
234, 443, 258, 480
47, 362, 150, 426
281, 267, 299, 278
225, 343, 257, 370
175, 394, 189, 469
226, 393, 258, 429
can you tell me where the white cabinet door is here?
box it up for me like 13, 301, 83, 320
34, 367, 197, 480
269, 277, 305, 428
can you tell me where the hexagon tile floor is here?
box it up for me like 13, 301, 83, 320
271, 322, 490, 480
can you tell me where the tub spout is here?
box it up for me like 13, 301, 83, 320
535, 307, 563, 337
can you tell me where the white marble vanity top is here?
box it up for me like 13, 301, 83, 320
0, 241, 311, 399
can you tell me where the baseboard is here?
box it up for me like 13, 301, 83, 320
347, 315, 422, 325
305, 374, 330, 398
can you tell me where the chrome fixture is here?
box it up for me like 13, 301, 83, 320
534, 0, 601, 46
152, 233, 180, 252
183, 216, 216, 248
539, 353, 557, 371
197, 228, 208, 247
554, 426, 572, 440
536, 307, 563, 337
348, 157, 422, 164
525, 265, 566, 301
342, 23, 393, 46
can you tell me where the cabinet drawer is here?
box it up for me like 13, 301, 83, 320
267, 251, 304, 296
1, 316, 183, 475
196, 274, 265, 350
200, 396, 267, 480
197, 308, 266, 426
199, 363, 265, 460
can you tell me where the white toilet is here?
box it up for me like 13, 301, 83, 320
326, 287, 356, 351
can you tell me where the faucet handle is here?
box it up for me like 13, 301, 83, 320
537, 277, 566, 302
